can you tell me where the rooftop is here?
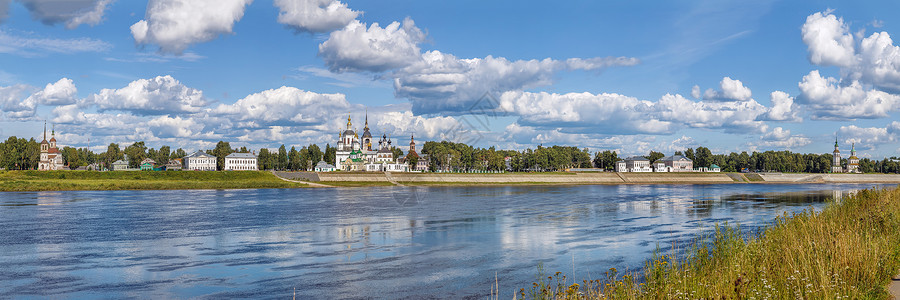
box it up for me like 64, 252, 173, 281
659, 155, 692, 162
226, 152, 257, 158
186, 150, 214, 158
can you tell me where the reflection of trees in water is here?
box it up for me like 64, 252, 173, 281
687, 190, 852, 219
718, 190, 837, 204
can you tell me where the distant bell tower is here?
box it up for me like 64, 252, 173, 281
832, 137, 842, 173
409, 134, 416, 153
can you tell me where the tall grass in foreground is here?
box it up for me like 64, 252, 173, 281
521, 186, 900, 299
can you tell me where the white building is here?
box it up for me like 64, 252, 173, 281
654, 155, 693, 172
846, 143, 860, 173
314, 161, 336, 172
183, 150, 217, 171
363, 134, 409, 172
225, 152, 258, 171
832, 138, 843, 173
335, 114, 365, 170
620, 156, 652, 172
38, 123, 63, 171
112, 159, 130, 171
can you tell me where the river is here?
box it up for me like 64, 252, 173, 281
0, 183, 891, 299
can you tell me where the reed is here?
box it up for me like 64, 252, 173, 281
523, 186, 900, 299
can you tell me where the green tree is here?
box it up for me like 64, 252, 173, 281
158, 146, 171, 164
324, 144, 336, 165
103, 143, 122, 170
288, 146, 300, 171
62, 147, 81, 169
257, 148, 272, 170
391, 147, 404, 161
124, 141, 147, 168
277, 144, 288, 170
684, 148, 695, 162
308, 144, 323, 164
212, 141, 233, 171
148, 148, 158, 164
648, 151, 665, 165
694, 147, 712, 168
171, 148, 187, 160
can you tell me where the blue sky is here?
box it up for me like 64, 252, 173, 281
1, 0, 900, 159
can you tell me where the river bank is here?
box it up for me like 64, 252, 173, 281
523, 186, 900, 299
4, 170, 900, 191
275, 171, 900, 186
0, 170, 307, 191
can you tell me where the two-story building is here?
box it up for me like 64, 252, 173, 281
183, 150, 217, 171
654, 155, 693, 172
224, 152, 258, 171
619, 156, 652, 172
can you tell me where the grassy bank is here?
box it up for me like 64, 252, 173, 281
523, 186, 900, 299
0, 170, 307, 191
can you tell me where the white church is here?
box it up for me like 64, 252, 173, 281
333, 114, 410, 172
38, 122, 63, 171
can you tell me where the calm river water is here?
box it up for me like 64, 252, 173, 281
0, 183, 892, 299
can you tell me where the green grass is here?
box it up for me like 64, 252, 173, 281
0, 170, 307, 191
744, 173, 765, 182
521, 186, 900, 299
316, 181, 397, 187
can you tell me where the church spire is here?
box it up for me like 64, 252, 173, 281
364, 109, 369, 130
346, 114, 352, 129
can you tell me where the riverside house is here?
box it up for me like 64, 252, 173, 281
140, 158, 156, 171
618, 156, 652, 172
314, 161, 336, 172
183, 151, 216, 171
224, 152, 258, 171
654, 155, 693, 172
165, 159, 183, 171
112, 159, 129, 171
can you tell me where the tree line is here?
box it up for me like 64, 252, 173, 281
3, 135, 900, 173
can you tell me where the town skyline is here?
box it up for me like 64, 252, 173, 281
2, 1, 900, 158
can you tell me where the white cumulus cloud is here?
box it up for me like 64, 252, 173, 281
838, 121, 900, 146
19, 0, 112, 29
147, 115, 204, 138
758, 127, 811, 149
274, 0, 359, 33
701, 77, 752, 101
318, 18, 426, 72
87, 75, 208, 115
395, 50, 640, 115
801, 11, 856, 68
797, 70, 900, 120
498, 91, 670, 135
212, 86, 350, 128
25, 77, 78, 106
0, 83, 34, 119
131, 0, 253, 54
654, 93, 768, 133
762, 91, 801, 122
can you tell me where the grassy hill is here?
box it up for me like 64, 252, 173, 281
0, 170, 306, 191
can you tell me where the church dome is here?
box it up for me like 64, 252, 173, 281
342, 129, 355, 136
362, 128, 372, 138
